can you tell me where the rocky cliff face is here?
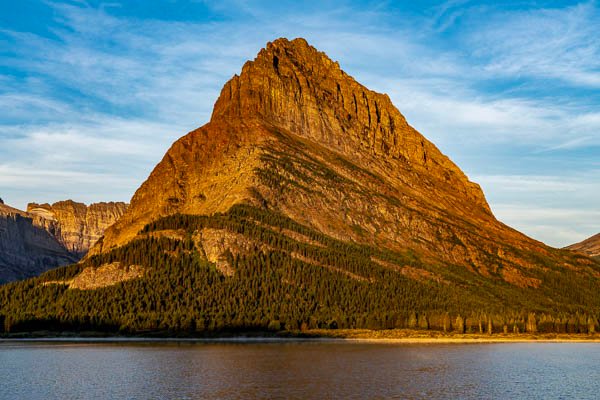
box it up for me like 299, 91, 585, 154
211, 39, 489, 213
28, 201, 128, 257
0, 200, 127, 283
566, 234, 600, 259
92, 38, 596, 287
0, 203, 77, 283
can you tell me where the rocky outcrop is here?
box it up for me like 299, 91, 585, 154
566, 234, 600, 258
0, 200, 127, 284
28, 200, 127, 257
0, 203, 77, 283
91, 38, 596, 287
44, 262, 144, 290
193, 228, 273, 276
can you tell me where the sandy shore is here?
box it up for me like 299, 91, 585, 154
343, 337, 600, 344
288, 329, 600, 343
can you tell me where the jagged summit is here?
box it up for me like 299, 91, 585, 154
27, 200, 128, 256
213, 38, 408, 148
212, 38, 489, 212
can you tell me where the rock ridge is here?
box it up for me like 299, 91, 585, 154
0, 202, 76, 283
211, 38, 490, 213
28, 200, 128, 256
0, 199, 127, 283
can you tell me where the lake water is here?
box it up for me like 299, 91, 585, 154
1, 340, 600, 399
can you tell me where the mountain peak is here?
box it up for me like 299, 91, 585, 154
211, 37, 346, 123
7, 38, 600, 338
27, 200, 128, 256
94, 38, 496, 261
211, 37, 395, 136
212, 37, 489, 212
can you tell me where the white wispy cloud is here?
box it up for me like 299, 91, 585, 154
475, 172, 600, 247
475, 174, 597, 193
492, 204, 600, 247
469, 2, 600, 88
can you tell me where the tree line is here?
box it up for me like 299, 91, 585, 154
1, 204, 599, 335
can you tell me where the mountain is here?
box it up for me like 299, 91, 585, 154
0, 202, 77, 283
0, 200, 127, 283
28, 200, 128, 257
92, 38, 573, 282
566, 234, 600, 260
1, 38, 599, 335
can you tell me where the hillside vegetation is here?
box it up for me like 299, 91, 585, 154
2, 205, 599, 335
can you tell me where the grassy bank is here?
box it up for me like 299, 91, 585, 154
283, 328, 600, 342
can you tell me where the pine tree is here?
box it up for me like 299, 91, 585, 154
454, 315, 465, 334
526, 313, 537, 333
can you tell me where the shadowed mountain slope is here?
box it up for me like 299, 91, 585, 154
0, 203, 77, 283
0, 200, 127, 283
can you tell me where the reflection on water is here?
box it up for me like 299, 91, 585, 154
1, 341, 600, 399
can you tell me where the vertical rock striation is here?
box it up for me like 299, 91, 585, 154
0, 203, 76, 283
28, 201, 128, 257
211, 38, 489, 213
0, 200, 127, 283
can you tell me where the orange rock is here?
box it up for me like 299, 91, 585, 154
91, 38, 598, 286
28, 200, 127, 256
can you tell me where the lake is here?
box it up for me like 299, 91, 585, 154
1, 340, 600, 399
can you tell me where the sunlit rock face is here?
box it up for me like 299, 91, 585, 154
28, 200, 128, 257
0, 199, 127, 283
0, 203, 76, 283
91, 38, 596, 286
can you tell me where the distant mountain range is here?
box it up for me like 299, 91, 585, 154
566, 234, 600, 260
0, 199, 126, 283
1, 38, 598, 335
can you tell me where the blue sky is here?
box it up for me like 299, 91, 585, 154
0, 0, 598, 247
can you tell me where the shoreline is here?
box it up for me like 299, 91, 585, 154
3, 329, 600, 344
2, 338, 600, 344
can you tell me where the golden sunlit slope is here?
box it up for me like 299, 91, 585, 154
90, 38, 596, 289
